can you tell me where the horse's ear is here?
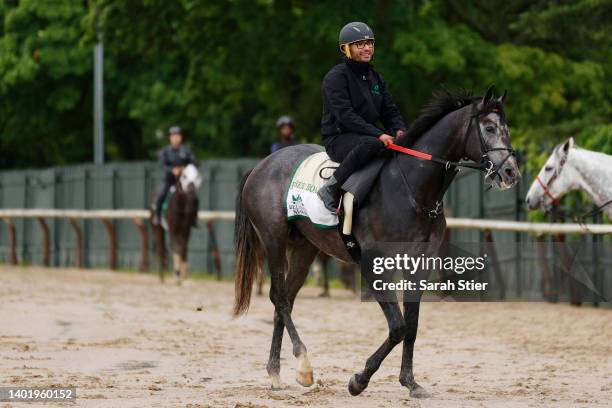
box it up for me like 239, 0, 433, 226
498, 89, 507, 103
562, 137, 575, 153
478, 85, 496, 110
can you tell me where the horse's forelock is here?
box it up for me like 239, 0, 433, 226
481, 99, 506, 123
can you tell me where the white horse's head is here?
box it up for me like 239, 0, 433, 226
180, 164, 202, 192
525, 137, 578, 210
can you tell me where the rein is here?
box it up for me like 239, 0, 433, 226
389, 109, 515, 178
574, 200, 612, 223
387, 143, 485, 171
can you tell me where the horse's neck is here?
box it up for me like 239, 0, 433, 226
568, 148, 612, 207
410, 108, 469, 161
395, 108, 469, 203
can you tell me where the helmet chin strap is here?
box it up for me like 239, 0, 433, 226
342, 44, 352, 59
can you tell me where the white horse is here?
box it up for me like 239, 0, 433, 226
525, 137, 612, 217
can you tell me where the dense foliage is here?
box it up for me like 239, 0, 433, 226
0, 0, 610, 173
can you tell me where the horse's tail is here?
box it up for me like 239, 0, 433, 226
233, 169, 264, 316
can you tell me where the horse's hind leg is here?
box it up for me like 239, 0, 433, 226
256, 266, 264, 296
318, 255, 330, 297
179, 229, 191, 283
265, 236, 318, 388
153, 225, 166, 282
172, 252, 182, 284
267, 310, 284, 389
179, 242, 189, 282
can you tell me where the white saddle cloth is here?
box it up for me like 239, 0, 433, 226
286, 152, 339, 228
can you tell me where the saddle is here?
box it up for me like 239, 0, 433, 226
286, 150, 387, 260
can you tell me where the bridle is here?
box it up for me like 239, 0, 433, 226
471, 108, 516, 185
390, 104, 515, 219
535, 150, 567, 207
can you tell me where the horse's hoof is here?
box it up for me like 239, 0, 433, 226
409, 384, 430, 399
296, 353, 313, 387
348, 374, 368, 396
270, 374, 282, 390
296, 369, 313, 387
318, 291, 330, 298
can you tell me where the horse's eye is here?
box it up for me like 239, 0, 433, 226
485, 126, 495, 133
545, 166, 553, 172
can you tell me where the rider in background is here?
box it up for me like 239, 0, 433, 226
153, 126, 198, 226
271, 115, 300, 153
317, 22, 406, 213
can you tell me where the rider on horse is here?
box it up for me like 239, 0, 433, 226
271, 115, 301, 153
153, 126, 198, 226
317, 22, 407, 213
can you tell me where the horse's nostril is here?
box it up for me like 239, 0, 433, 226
504, 167, 515, 178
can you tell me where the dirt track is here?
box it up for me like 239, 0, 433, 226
0, 265, 610, 407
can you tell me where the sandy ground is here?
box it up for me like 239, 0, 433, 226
0, 265, 610, 408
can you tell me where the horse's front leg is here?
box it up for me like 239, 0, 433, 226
153, 224, 166, 282
179, 234, 189, 281
348, 300, 405, 396
171, 234, 185, 285
399, 301, 429, 398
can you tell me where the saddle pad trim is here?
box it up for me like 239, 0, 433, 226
162, 189, 174, 212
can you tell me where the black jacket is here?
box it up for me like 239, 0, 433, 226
321, 58, 406, 139
159, 145, 197, 176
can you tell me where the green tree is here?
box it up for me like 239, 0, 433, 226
0, 0, 92, 168
1, 0, 609, 172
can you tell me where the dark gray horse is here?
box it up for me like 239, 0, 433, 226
233, 86, 520, 397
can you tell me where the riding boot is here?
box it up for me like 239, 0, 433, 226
154, 180, 171, 227
317, 175, 342, 213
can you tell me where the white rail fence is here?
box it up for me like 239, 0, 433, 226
1, 209, 611, 272
0, 209, 234, 270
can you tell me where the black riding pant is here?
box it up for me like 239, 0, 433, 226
323, 133, 385, 184
155, 174, 175, 218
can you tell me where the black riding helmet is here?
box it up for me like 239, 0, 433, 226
338, 21, 375, 56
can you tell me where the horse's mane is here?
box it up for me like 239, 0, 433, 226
399, 88, 478, 147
